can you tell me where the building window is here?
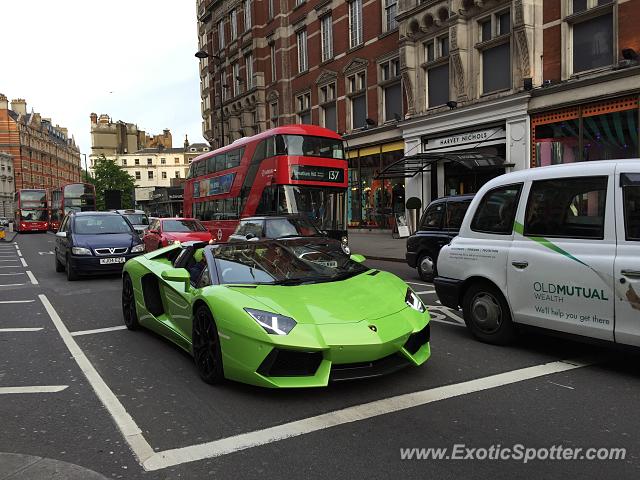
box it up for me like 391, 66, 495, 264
297, 29, 308, 73
296, 92, 311, 124
148, 171, 154, 180
380, 58, 402, 122
175, 170, 180, 178
270, 43, 276, 83
477, 10, 511, 93
221, 69, 228, 100
349, 0, 363, 48
245, 53, 253, 88
160, 157, 166, 165
135, 171, 141, 180
569, 1, 614, 74
230, 9, 237, 40
424, 35, 450, 108
174, 157, 180, 164
233, 62, 241, 96
320, 83, 337, 131
320, 15, 333, 62
269, 101, 278, 128
162, 171, 167, 179
122, 159, 127, 166
244, 0, 251, 30
217, 20, 224, 50
147, 158, 153, 165
268, 0, 274, 19
383, 0, 397, 32
134, 158, 140, 165
347, 71, 367, 129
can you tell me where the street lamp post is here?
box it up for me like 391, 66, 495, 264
195, 50, 225, 147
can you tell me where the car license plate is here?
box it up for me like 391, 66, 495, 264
314, 260, 338, 268
99, 257, 126, 265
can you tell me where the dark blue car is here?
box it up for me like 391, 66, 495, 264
54, 211, 145, 281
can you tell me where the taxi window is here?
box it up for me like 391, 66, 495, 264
419, 203, 444, 230
471, 184, 522, 235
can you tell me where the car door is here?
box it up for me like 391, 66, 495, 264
55, 215, 68, 262
144, 220, 160, 250
613, 167, 640, 347
507, 171, 615, 341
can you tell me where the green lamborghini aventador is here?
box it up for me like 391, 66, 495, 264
121, 240, 431, 388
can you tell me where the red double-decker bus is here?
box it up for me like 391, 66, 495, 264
184, 125, 348, 242
49, 183, 97, 231
14, 189, 49, 232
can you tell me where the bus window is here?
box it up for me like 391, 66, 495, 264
195, 161, 206, 177
256, 186, 278, 215
207, 156, 216, 174
252, 140, 267, 163
215, 154, 226, 171
226, 149, 243, 169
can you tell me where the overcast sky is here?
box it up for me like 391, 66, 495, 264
1, 0, 204, 156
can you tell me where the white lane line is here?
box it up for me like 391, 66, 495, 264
0, 259, 19, 262
20, 257, 27, 267
429, 318, 466, 328
71, 325, 128, 336
25, 270, 38, 285
0, 299, 35, 304
143, 359, 593, 471
406, 281, 432, 287
0, 283, 26, 287
0, 386, 68, 394
0, 272, 25, 276
429, 305, 465, 324
38, 294, 155, 465
15, 244, 19, 249
0, 265, 22, 268
17, 249, 22, 257
0, 328, 43, 332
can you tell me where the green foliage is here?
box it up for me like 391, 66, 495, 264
91, 154, 136, 210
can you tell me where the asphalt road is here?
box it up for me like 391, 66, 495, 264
1, 233, 639, 479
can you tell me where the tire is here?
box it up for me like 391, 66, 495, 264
122, 274, 139, 330
417, 253, 436, 282
55, 252, 65, 273
462, 281, 516, 345
192, 306, 224, 384
66, 256, 78, 281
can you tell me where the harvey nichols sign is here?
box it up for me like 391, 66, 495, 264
424, 127, 506, 151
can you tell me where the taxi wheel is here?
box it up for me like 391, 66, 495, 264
122, 274, 139, 330
66, 256, 78, 281
417, 253, 436, 282
192, 306, 224, 385
462, 282, 515, 345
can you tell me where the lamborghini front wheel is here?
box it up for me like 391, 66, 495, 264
192, 306, 224, 384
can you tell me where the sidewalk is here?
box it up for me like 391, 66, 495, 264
0, 231, 17, 243
348, 230, 406, 262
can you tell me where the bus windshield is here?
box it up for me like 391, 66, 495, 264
275, 135, 344, 160
20, 209, 48, 221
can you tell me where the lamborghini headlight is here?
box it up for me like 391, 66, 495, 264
405, 288, 426, 313
340, 236, 350, 255
71, 247, 92, 255
130, 244, 145, 253
244, 308, 297, 335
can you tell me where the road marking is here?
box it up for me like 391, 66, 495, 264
143, 358, 592, 471
71, 325, 128, 336
38, 294, 155, 465
429, 305, 465, 324
0, 272, 25, 276
0, 283, 26, 287
20, 258, 27, 267
0, 299, 34, 304
406, 281, 432, 287
0, 328, 43, 332
17, 249, 22, 257
548, 381, 575, 390
0, 259, 19, 262
0, 265, 22, 268
38, 251, 54, 255
0, 386, 68, 394
25, 270, 38, 285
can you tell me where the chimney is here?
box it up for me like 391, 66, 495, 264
90, 113, 98, 124
10, 98, 27, 115
184, 134, 189, 149
0, 93, 7, 110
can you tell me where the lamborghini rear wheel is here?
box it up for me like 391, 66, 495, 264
122, 274, 139, 330
193, 306, 224, 384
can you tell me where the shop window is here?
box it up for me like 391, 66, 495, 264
622, 175, 640, 241
471, 183, 522, 234
524, 177, 607, 239
534, 119, 580, 166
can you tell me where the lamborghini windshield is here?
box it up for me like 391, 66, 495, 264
211, 242, 366, 285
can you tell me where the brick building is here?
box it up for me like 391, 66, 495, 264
0, 94, 82, 192
529, 0, 640, 167
196, 0, 408, 228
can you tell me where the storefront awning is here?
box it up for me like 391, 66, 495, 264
375, 152, 506, 179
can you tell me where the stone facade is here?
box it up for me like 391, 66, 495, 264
0, 152, 14, 217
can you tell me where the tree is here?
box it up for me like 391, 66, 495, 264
91, 154, 136, 210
